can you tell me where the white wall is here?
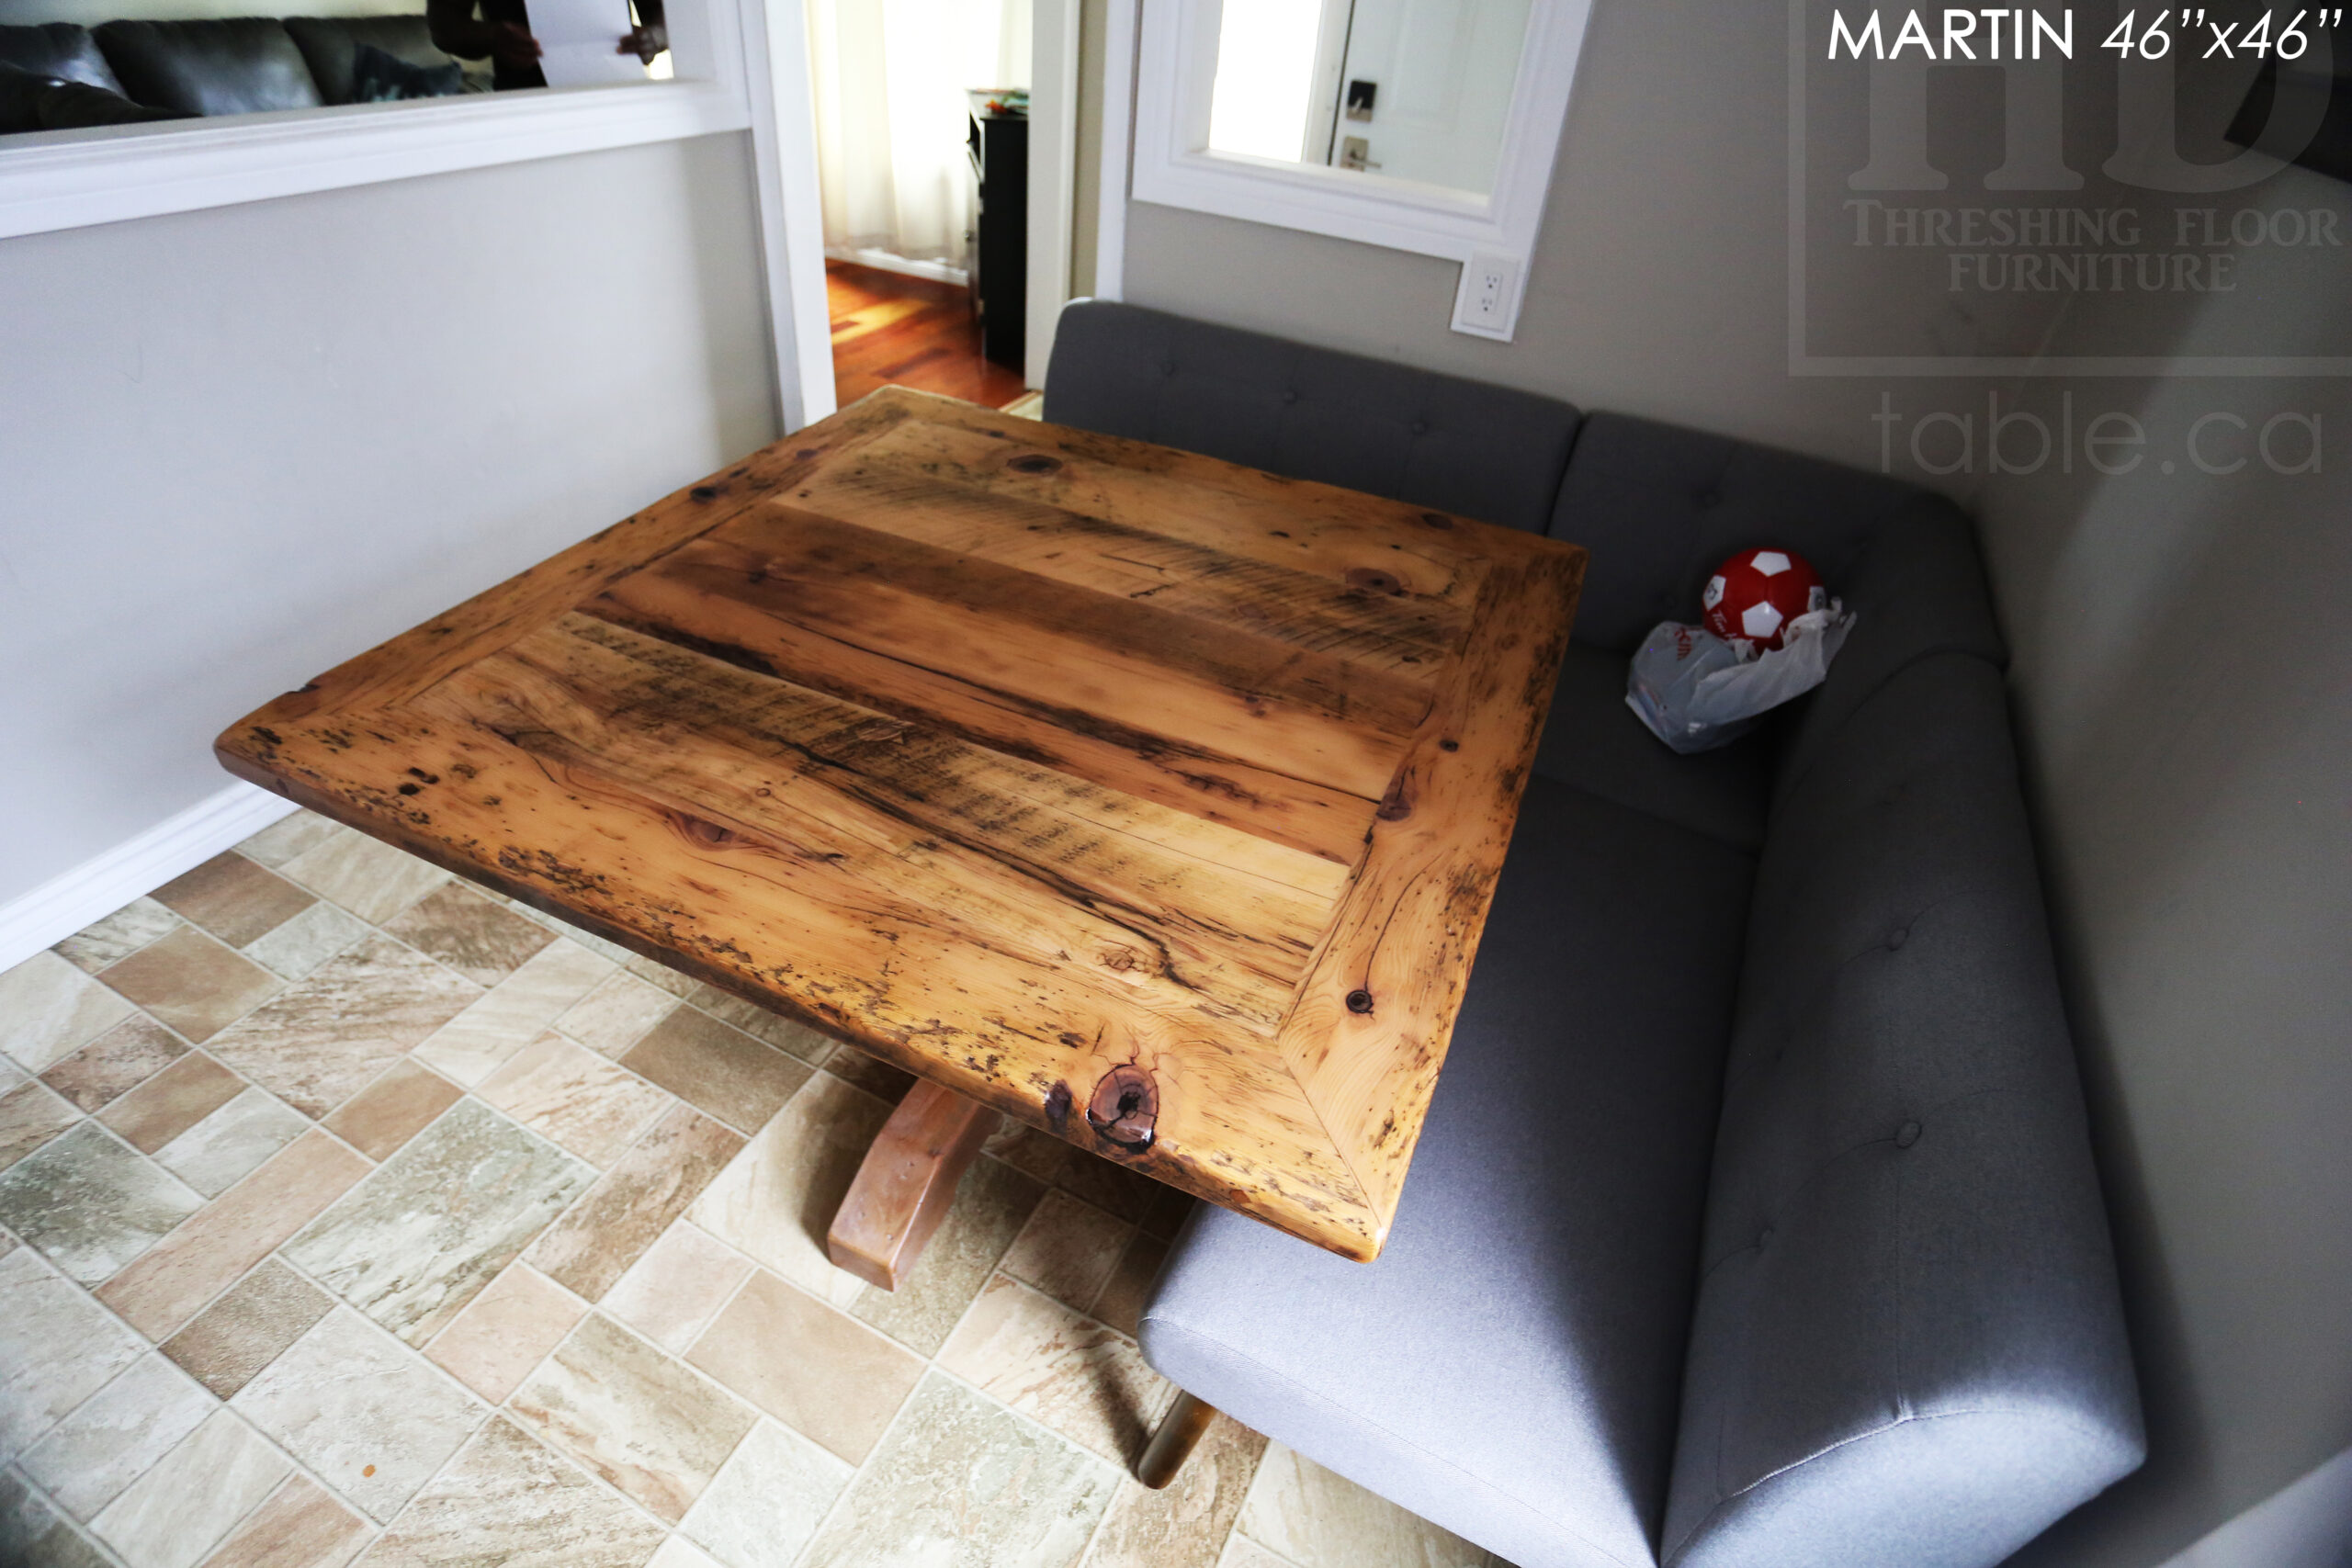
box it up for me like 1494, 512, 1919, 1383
1977, 164, 2352, 1568
0, 132, 777, 911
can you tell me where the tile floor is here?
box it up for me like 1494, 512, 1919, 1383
0, 809, 1509, 1568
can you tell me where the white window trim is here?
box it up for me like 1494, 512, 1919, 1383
1129, 0, 1591, 271
0, 0, 755, 243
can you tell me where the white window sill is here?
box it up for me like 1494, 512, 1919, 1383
0, 77, 752, 242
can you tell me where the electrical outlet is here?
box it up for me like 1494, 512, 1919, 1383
1450, 253, 1521, 340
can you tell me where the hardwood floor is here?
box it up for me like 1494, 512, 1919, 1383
828, 259, 1029, 409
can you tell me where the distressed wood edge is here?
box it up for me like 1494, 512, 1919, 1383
1274, 543, 1589, 1243
826, 1078, 998, 1291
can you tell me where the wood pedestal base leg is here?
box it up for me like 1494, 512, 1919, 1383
827, 1079, 997, 1292
1137, 1391, 1217, 1489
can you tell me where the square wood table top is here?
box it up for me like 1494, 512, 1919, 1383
216, 388, 1586, 1260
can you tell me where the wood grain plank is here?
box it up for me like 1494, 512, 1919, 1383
1274, 546, 1588, 1246
413, 647, 1310, 1032
581, 558, 1389, 865
792, 446, 1466, 675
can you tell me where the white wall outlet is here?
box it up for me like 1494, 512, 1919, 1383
1450, 253, 1522, 341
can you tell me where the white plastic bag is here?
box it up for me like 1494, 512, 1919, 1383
1626, 603, 1856, 754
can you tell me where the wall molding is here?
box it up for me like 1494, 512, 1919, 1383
0, 784, 296, 974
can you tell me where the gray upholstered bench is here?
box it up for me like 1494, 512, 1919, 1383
1044, 302, 2145, 1568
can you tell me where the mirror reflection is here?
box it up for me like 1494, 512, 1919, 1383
1205, 0, 1531, 195
0, 0, 667, 141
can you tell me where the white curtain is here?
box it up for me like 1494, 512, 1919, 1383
805, 0, 1031, 269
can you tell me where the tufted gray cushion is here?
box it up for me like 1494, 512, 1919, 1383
1549, 413, 1962, 655
1535, 644, 1776, 853
1664, 652, 2143, 1567
94, 18, 322, 118
1145, 779, 1750, 1568
1044, 300, 1582, 535
0, 23, 129, 96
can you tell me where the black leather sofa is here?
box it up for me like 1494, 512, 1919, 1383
0, 14, 467, 134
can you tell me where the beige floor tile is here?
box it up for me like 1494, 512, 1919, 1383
234, 812, 343, 871
477, 1033, 672, 1167
1236, 1444, 1490, 1568
618, 952, 699, 996
618, 1010, 809, 1136
99, 1131, 370, 1341
528, 1107, 743, 1302
41, 1015, 187, 1112
153, 855, 318, 949
100, 1052, 247, 1153
92, 1409, 290, 1568
286, 1099, 592, 1346
1001, 1190, 1136, 1317
1083, 1413, 1266, 1568
206, 938, 481, 1119
938, 1274, 1171, 1467
162, 1256, 335, 1399
854, 1155, 1044, 1356
510, 1311, 755, 1524
687, 1270, 924, 1466
602, 1223, 752, 1354
0, 1471, 114, 1568
158, 1088, 311, 1198
24, 1350, 218, 1521
680, 1417, 854, 1568
196, 1474, 368, 1568
232, 1308, 483, 1523
815, 1047, 916, 1104
244, 902, 372, 985
686, 1074, 892, 1310
357, 1416, 665, 1568
0, 1079, 83, 1172
0, 1121, 206, 1284
53, 897, 181, 975
1, 950, 138, 1070
413, 944, 613, 1089
101, 930, 280, 1047
647, 1536, 726, 1568
277, 833, 447, 927
1219, 1539, 1303, 1568
555, 972, 678, 1057
0, 1247, 146, 1460
677, 987, 835, 1065
1090, 1233, 1168, 1338
322, 1059, 464, 1162
382, 885, 557, 988
797, 1372, 1121, 1568
984, 1122, 1163, 1224
425, 1264, 584, 1404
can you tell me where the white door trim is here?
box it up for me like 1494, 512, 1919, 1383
1092, 0, 1137, 301
1026, 0, 1083, 386
741, 0, 837, 428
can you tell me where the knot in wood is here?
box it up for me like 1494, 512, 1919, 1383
1420, 512, 1454, 530
1044, 1081, 1072, 1133
670, 810, 740, 847
1345, 567, 1406, 597
1007, 454, 1064, 476
1345, 988, 1375, 1015
690, 485, 723, 502
1085, 1066, 1158, 1152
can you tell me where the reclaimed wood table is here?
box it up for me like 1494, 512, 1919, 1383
216, 387, 1585, 1280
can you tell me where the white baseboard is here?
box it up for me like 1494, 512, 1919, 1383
824, 246, 970, 287
0, 783, 298, 974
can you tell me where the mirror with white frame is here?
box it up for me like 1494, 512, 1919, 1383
1204, 0, 1533, 197
1131, 0, 1592, 339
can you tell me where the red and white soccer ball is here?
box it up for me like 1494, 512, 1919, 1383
1702, 548, 1825, 651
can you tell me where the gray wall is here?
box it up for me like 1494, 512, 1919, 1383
1979, 164, 2352, 1568
0, 133, 777, 908
1107, 1, 2352, 1562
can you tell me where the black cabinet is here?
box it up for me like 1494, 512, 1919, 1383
967, 96, 1027, 371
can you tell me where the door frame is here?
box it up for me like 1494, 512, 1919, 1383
1027, 0, 1085, 387
742, 0, 837, 429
